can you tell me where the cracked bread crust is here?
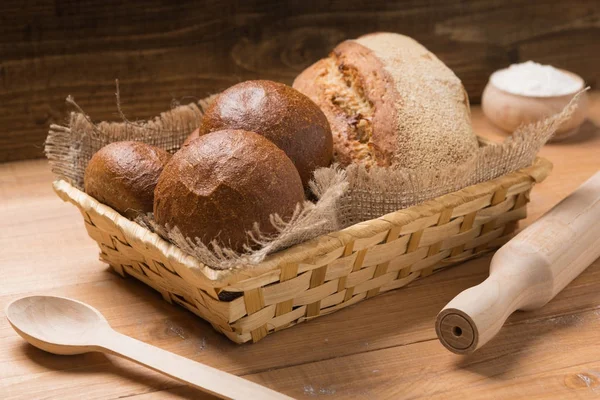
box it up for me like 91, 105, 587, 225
293, 41, 395, 167
294, 33, 478, 169
154, 130, 305, 252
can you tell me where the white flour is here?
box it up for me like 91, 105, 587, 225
491, 61, 582, 97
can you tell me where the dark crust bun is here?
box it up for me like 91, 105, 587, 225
198, 80, 333, 187
154, 129, 305, 252
84, 141, 171, 219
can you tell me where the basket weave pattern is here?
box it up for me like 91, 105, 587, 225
54, 158, 551, 343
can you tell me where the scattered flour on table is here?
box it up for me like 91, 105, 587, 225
577, 373, 593, 388
491, 61, 582, 97
585, 370, 600, 392
546, 313, 584, 327
303, 385, 337, 396
303, 385, 316, 396
165, 321, 187, 339
319, 387, 337, 395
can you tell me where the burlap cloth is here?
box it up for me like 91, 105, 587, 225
45, 90, 583, 269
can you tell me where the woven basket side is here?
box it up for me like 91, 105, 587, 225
54, 156, 551, 289
223, 181, 532, 342
54, 158, 551, 343
53, 180, 224, 296
213, 159, 551, 342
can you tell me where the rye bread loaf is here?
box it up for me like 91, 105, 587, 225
84, 141, 171, 219
154, 129, 305, 252
293, 32, 478, 169
198, 80, 333, 187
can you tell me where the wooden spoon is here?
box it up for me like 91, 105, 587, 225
6, 295, 292, 400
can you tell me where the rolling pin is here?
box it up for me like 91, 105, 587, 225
436, 171, 600, 354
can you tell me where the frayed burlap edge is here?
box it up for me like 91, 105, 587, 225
45, 89, 586, 270
45, 93, 218, 189
136, 167, 348, 270
337, 91, 585, 227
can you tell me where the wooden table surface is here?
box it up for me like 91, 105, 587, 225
1, 94, 600, 399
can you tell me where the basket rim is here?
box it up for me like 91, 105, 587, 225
53, 157, 552, 288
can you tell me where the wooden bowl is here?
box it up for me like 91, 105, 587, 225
481, 69, 588, 142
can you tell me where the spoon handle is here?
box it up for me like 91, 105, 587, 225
98, 331, 292, 400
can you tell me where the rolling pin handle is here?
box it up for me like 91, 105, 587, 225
435, 258, 538, 355
436, 171, 600, 355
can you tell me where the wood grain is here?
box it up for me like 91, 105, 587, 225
1, 0, 599, 161
1, 96, 600, 399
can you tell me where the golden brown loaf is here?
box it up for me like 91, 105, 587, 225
293, 32, 479, 169
199, 80, 333, 187
154, 129, 305, 252
84, 141, 171, 219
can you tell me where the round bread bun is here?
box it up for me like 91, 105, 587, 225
182, 128, 200, 147
293, 32, 478, 169
198, 80, 333, 187
154, 129, 305, 252
84, 141, 171, 219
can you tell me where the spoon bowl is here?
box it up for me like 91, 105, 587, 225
6, 296, 109, 355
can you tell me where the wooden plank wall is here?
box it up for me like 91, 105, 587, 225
1, 0, 599, 162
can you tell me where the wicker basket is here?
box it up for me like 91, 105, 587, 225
53, 157, 551, 343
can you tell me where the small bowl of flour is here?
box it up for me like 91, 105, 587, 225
482, 61, 588, 141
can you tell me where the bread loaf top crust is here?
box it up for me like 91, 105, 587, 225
293, 32, 478, 169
